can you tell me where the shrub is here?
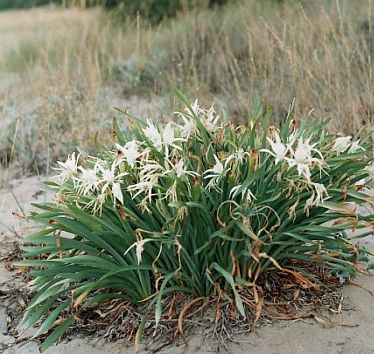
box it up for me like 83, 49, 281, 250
17, 95, 373, 349
103, 0, 229, 24
0, 0, 61, 10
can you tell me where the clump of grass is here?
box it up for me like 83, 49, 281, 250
17, 94, 373, 350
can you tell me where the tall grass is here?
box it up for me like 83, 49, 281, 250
0, 7, 133, 180
0, 0, 373, 180
125, 0, 374, 131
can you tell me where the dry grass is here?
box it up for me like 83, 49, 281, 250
0, 0, 373, 181
0, 7, 154, 182
129, 0, 374, 131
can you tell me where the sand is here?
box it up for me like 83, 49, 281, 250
0, 177, 373, 354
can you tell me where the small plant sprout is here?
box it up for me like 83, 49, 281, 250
17, 95, 374, 350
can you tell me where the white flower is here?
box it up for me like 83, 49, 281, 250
144, 120, 185, 153
174, 159, 185, 178
188, 100, 220, 131
112, 182, 123, 205
236, 149, 248, 163
204, 105, 220, 132
124, 239, 151, 265
293, 143, 310, 164
293, 138, 322, 163
127, 159, 164, 202
260, 132, 288, 164
127, 175, 158, 201
172, 159, 199, 178
296, 163, 311, 180
76, 166, 99, 195
230, 184, 256, 202
287, 129, 299, 146
96, 161, 128, 205
116, 140, 140, 167
135, 240, 147, 265
190, 99, 202, 116
55, 152, 79, 183
312, 182, 329, 205
139, 160, 163, 180
162, 122, 176, 146
101, 166, 115, 184
179, 116, 196, 139
204, 155, 224, 179
332, 136, 352, 153
225, 148, 249, 167
143, 119, 162, 150
287, 138, 324, 181
161, 122, 185, 153
348, 140, 365, 153
203, 154, 225, 190
180, 100, 220, 133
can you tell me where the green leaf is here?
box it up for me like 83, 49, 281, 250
211, 263, 245, 317
40, 314, 78, 352
34, 300, 70, 337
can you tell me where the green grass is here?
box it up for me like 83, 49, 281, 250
16, 95, 374, 349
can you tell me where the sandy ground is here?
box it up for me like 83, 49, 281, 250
0, 177, 373, 354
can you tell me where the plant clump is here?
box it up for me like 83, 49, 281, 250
17, 94, 374, 350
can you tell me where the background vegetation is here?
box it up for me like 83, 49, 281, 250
0, 0, 373, 182
0, 0, 58, 10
